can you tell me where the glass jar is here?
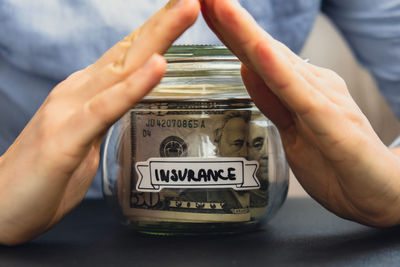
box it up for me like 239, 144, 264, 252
102, 45, 289, 234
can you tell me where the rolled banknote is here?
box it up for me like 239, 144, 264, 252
117, 101, 273, 223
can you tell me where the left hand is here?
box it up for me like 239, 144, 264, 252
201, 0, 400, 226
0, 0, 200, 246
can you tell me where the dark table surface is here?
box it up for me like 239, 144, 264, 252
1, 197, 400, 267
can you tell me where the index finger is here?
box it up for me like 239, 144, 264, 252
94, 0, 201, 73
200, 0, 325, 115
71, 0, 200, 99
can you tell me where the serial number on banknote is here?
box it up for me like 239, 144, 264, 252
145, 119, 206, 129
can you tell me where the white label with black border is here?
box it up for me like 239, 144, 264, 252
135, 157, 260, 192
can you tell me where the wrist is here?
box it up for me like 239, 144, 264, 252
345, 148, 400, 227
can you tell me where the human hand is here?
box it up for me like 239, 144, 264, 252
0, 0, 200, 245
201, 0, 400, 226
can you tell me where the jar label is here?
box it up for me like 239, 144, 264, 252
135, 157, 260, 192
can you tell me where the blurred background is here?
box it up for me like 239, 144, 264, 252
288, 14, 400, 197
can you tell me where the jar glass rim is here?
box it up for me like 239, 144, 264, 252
165, 45, 237, 62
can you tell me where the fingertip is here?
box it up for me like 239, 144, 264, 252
170, 0, 201, 26
187, 0, 202, 16
143, 54, 166, 71
206, 0, 252, 30
147, 54, 167, 78
212, 0, 236, 26
200, 0, 214, 12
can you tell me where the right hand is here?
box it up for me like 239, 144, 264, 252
0, 0, 200, 246
201, 0, 400, 227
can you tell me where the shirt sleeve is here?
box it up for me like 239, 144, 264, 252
321, 0, 400, 118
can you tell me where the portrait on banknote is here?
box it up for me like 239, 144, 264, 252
116, 102, 273, 223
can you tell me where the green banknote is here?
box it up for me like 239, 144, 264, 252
117, 102, 273, 223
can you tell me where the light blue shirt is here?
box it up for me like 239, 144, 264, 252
1, 0, 399, 198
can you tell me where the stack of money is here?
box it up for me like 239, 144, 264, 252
117, 101, 274, 225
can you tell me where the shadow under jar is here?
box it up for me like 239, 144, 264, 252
102, 45, 289, 235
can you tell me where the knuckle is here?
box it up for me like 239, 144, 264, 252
120, 30, 138, 48
179, 2, 199, 24
45, 90, 59, 104
334, 75, 347, 88
86, 97, 105, 117
318, 67, 349, 93
321, 67, 337, 77
53, 70, 92, 96
109, 53, 129, 75
64, 69, 90, 87
330, 74, 348, 94
298, 93, 325, 116
109, 31, 142, 75
122, 78, 136, 91
69, 68, 86, 79
307, 98, 324, 114
324, 69, 346, 86
85, 99, 106, 128
86, 96, 114, 127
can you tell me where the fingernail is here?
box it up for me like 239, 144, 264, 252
166, 0, 185, 9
